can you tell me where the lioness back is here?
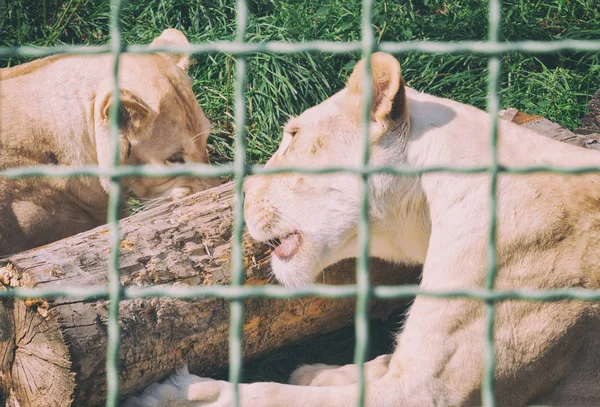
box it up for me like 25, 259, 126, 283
0, 29, 220, 256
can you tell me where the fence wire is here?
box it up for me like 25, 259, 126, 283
2, 0, 600, 406
105, 0, 125, 404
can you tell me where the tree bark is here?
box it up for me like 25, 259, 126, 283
499, 107, 600, 147
0, 108, 596, 407
0, 182, 419, 407
574, 88, 600, 144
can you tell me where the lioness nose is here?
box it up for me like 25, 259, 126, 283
205, 177, 221, 188
188, 177, 221, 193
171, 186, 193, 199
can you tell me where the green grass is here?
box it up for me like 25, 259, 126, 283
2, 0, 599, 164
1, 0, 599, 386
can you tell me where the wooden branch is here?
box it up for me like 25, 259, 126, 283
0, 183, 418, 407
499, 107, 600, 147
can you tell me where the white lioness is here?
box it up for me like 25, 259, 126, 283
0, 29, 220, 256
127, 53, 600, 406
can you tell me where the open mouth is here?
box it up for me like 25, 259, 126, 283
269, 232, 303, 261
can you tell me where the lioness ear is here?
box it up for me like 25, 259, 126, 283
346, 52, 407, 123
150, 28, 191, 71
100, 89, 155, 132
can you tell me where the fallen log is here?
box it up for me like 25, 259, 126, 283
0, 107, 597, 407
0, 182, 419, 407
499, 107, 600, 147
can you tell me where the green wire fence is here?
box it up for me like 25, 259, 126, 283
2, 0, 600, 406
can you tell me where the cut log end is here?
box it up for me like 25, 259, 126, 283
0, 298, 74, 407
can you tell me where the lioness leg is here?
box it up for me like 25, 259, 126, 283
288, 354, 391, 386
125, 369, 422, 407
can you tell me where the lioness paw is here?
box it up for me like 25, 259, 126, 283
289, 354, 391, 387
124, 365, 231, 407
289, 363, 342, 386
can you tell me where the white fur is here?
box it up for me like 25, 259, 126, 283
126, 53, 600, 406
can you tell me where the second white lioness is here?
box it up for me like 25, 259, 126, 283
0, 29, 220, 256
127, 53, 600, 406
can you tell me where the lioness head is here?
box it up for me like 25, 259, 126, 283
95, 29, 220, 199
244, 53, 427, 286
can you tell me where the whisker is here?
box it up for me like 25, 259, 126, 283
186, 129, 211, 146
296, 297, 310, 313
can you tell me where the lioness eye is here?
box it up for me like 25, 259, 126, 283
166, 152, 185, 164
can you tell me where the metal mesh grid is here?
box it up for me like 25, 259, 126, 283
1, 0, 600, 406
